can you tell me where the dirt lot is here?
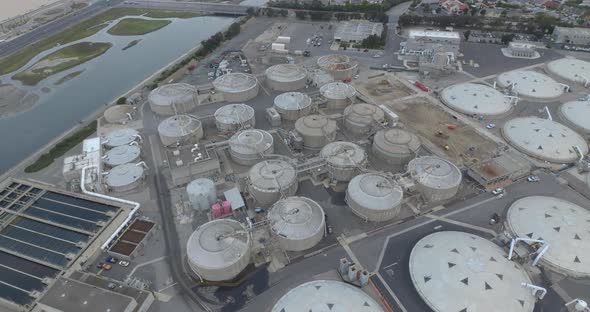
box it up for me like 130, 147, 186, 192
354, 73, 414, 104
389, 96, 499, 167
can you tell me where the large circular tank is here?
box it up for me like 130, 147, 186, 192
502, 117, 588, 163
268, 196, 325, 251
272, 280, 384, 312
248, 160, 298, 207
273, 92, 313, 121
104, 105, 135, 124
186, 178, 217, 211
103, 128, 139, 148
440, 83, 513, 116
294, 115, 337, 149
319, 82, 356, 109
408, 156, 462, 202
186, 219, 251, 282
320, 142, 367, 182
229, 129, 274, 165
214, 103, 255, 132
343, 103, 385, 134
559, 100, 590, 134
103, 145, 141, 167
496, 70, 563, 100
212, 73, 259, 102
410, 231, 535, 312
372, 128, 421, 165
104, 163, 145, 192
317, 54, 357, 80
265, 64, 308, 91
148, 83, 197, 116
546, 58, 590, 85
346, 173, 403, 222
157, 115, 203, 147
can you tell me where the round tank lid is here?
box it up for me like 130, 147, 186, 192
274, 92, 312, 110
104, 145, 141, 166
375, 128, 421, 155
560, 100, 590, 133
320, 142, 366, 167
158, 115, 200, 137
496, 70, 563, 99
249, 160, 297, 190
268, 197, 325, 240
320, 82, 356, 100
441, 83, 512, 116
295, 115, 337, 137
265, 64, 307, 82
546, 58, 590, 83
105, 163, 144, 187
103, 128, 139, 147
213, 73, 258, 93
230, 129, 273, 154
186, 219, 250, 269
345, 103, 385, 124
187, 178, 215, 194
215, 104, 254, 125
409, 156, 461, 189
348, 173, 403, 210
149, 83, 196, 105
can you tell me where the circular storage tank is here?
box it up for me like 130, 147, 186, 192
343, 103, 385, 135
502, 117, 588, 163
372, 128, 421, 165
320, 82, 356, 109
320, 142, 367, 182
294, 115, 337, 149
104, 105, 134, 124
212, 73, 259, 102
408, 156, 462, 202
346, 173, 403, 222
214, 103, 255, 132
157, 115, 203, 147
186, 219, 251, 282
186, 178, 217, 211
148, 83, 197, 116
248, 159, 298, 207
546, 58, 590, 85
560, 100, 590, 134
265, 64, 308, 91
103, 145, 141, 167
317, 54, 357, 80
440, 83, 513, 116
506, 196, 590, 278
229, 129, 274, 166
268, 196, 325, 251
105, 163, 145, 192
496, 70, 563, 100
103, 128, 139, 148
273, 92, 313, 121
410, 231, 535, 312
272, 280, 384, 312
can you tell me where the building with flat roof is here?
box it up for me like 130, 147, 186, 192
400, 30, 461, 62
504, 41, 538, 58
553, 26, 590, 45
334, 21, 384, 43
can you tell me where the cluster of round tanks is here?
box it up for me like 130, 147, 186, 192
408, 156, 462, 202
546, 58, 590, 85
440, 83, 512, 116
320, 82, 356, 109
268, 196, 325, 251
273, 92, 313, 121
317, 54, 357, 80
496, 70, 563, 100
157, 115, 203, 147
229, 129, 274, 165
559, 100, 590, 134
103, 145, 141, 167
248, 159, 298, 206
320, 142, 367, 182
294, 115, 337, 149
346, 173, 403, 222
148, 83, 197, 116
343, 103, 385, 134
186, 219, 251, 282
372, 128, 421, 165
104, 163, 145, 192
212, 73, 259, 102
186, 178, 217, 211
104, 105, 135, 124
265, 64, 308, 91
102, 128, 140, 148
214, 104, 255, 132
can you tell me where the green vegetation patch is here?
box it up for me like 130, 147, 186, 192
13, 42, 112, 86
143, 10, 204, 18
24, 121, 97, 173
107, 18, 171, 36
55, 70, 85, 85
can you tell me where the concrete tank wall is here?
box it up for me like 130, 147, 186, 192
294, 115, 337, 149
265, 64, 308, 91
372, 129, 421, 165
148, 83, 197, 116
248, 160, 298, 207
229, 129, 274, 166
157, 115, 204, 147
268, 197, 325, 251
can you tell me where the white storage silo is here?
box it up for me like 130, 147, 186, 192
317, 54, 357, 80
157, 115, 203, 147
294, 115, 337, 149
408, 156, 462, 202
320, 142, 367, 182
103, 145, 141, 167
273, 92, 313, 121
212, 73, 259, 102
346, 173, 403, 222
103, 128, 140, 148
214, 103, 255, 132
248, 159, 298, 207
229, 129, 274, 165
104, 163, 145, 192
265, 64, 308, 91
148, 83, 197, 116
343, 103, 385, 135
320, 82, 356, 109
268, 196, 325, 251
372, 128, 421, 165
186, 178, 217, 211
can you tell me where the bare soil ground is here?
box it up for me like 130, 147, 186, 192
0, 84, 39, 117
354, 74, 414, 104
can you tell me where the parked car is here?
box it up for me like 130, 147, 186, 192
102, 263, 112, 271
119, 260, 130, 267
491, 188, 504, 195
486, 123, 496, 129
106, 256, 117, 264
527, 175, 540, 182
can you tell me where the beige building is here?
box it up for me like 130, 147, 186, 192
553, 26, 590, 45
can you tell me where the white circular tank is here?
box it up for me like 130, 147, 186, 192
317, 54, 357, 80
268, 196, 325, 251
320, 142, 367, 182
229, 129, 274, 166
343, 103, 385, 134
346, 173, 403, 222
408, 156, 462, 202
105, 163, 145, 192
496, 70, 563, 100
440, 83, 513, 116
294, 115, 337, 149
273, 92, 313, 121
372, 128, 421, 165
148, 83, 197, 116
559, 100, 590, 134
546, 58, 590, 85
502, 117, 588, 163
103, 128, 139, 148
320, 82, 356, 109
248, 159, 298, 207
157, 115, 203, 147
104, 105, 135, 124
103, 145, 141, 167
212, 73, 259, 102
186, 219, 251, 282
265, 64, 308, 91
214, 103, 255, 132
187, 178, 217, 211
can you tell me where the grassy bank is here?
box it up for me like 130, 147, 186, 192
13, 42, 112, 86
55, 70, 85, 85
108, 18, 171, 36
24, 121, 97, 173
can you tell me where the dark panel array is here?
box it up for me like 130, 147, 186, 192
14, 219, 89, 244
24, 207, 97, 232
0, 251, 58, 278
2, 226, 80, 255
0, 236, 68, 267
0, 283, 32, 306
42, 192, 118, 214
35, 198, 110, 223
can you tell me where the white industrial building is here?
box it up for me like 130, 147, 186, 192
400, 30, 461, 61
333, 21, 383, 43
553, 26, 590, 45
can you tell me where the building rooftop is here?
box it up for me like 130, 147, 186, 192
554, 26, 590, 37
334, 21, 383, 42
408, 30, 460, 40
